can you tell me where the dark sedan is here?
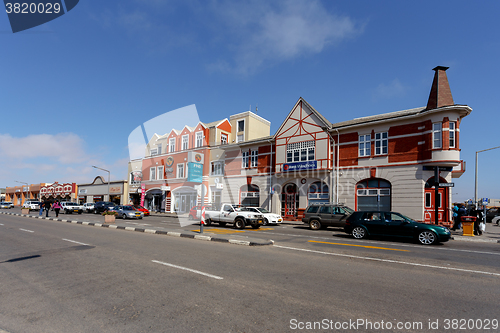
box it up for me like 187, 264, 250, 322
344, 211, 451, 245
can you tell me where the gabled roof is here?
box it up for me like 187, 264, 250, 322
203, 118, 230, 128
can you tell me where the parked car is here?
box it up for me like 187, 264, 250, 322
492, 216, 500, 226
83, 202, 95, 213
23, 200, 41, 210
93, 201, 115, 214
0, 202, 14, 209
302, 203, 354, 230
204, 203, 264, 229
344, 211, 452, 245
241, 207, 283, 225
486, 208, 500, 223
60, 202, 84, 214
134, 205, 150, 216
109, 205, 144, 219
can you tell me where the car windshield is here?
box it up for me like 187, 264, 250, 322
256, 208, 270, 213
342, 206, 354, 214
65, 203, 77, 206
123, 206, 135, 211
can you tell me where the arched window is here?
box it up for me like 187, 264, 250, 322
356, 179, 391, 211
241, 184, 259, 207
308, 181, 329, 204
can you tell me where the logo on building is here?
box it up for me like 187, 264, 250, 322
283, 161, 317, 172
166, 156, 174, 167
195, 154, 202, 162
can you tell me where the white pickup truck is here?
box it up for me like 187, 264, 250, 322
204, 204, 265, 229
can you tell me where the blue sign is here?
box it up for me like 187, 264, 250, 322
483, 198, 489, 205
283, 161, 317, 172
187, 162, 203, 183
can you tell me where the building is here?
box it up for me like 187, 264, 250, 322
6, 183, 47, 206
130, 66, 470, 226
77, 176, 129, 205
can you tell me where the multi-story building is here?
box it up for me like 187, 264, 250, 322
130, 66, 470, 225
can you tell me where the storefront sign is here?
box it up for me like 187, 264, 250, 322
40, 183, 75, 198
140, 184, 146, 206
131, 171, 143, 182
187, 162, 203, 183
188, 151, 204, 164
283, 161, 317, 172
110, 186, 122, 194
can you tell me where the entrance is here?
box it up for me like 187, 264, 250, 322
173, 189, 197, 214
424, 177, 449, 224
281, 183, 298, 218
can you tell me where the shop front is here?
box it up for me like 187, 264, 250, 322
77, 177, 128, 205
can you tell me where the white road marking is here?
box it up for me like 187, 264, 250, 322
0, 223, 4, 226
152, 260, 223, 280
274, 244, 500, 277
19, 228, 34, 233
263, 231, 500, 256
62, 239, 90, 246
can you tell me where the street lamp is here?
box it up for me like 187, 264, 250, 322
474, 146, 500, 208
15, 180, 29, 204
92, 166, 110, 202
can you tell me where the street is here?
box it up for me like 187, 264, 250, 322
1, 211, 499, 332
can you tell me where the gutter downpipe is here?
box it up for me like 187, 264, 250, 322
335, 128, 340, 205
322, 127, 336, 204
267, 139, 274, 212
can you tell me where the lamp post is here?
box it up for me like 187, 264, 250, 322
92, 166, 110, 202
474, 146, 500, 208
15, 180, 29, 205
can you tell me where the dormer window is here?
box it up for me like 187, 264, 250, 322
169, 138, 175, 153
182, 135, 189, 150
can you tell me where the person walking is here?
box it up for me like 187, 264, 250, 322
474, 207, 483, 236
43, 198, 51, 217
452, 204, 466, 231
39, 200, 44, 216
52, 200, 62, 217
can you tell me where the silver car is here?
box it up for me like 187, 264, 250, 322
109, 205, 144, 219
0, 202, 14, 209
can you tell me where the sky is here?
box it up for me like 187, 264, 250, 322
1, 0, 499, 203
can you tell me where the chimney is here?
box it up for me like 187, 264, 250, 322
426, 66, 454, 110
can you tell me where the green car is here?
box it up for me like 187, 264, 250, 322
344, 211, 451, 245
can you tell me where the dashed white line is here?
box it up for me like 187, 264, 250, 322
62, 239, 90, 246
152, 260, 223, 280
19, 228, 34, 233
274, 244, 500, 277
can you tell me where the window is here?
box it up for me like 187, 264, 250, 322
182, 135, 189, 150
169, 138, 175, 153
221, 133, 228, 145
150, 167, 156, 181
433, 123, 442, 149
241, 184, 259, 207
195, 132, 203, 148
237, 120, 244, 132
242, 151, 249, 168
449, 122, 456, 148
177, 163, 184, 178
374, 132, 388, 155
356, 179, 391, 211
157, 166, 164, 180
237, 134, 243, 143
286, 141, 315, 163
211, 161, 224, 176
250, 150, 258, 167
308, 181, 329, 203
150, 148, 158, 156
359, 134, 371, 157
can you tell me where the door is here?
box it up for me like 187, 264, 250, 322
362, 212, 386, 235
281, 183, 298, 218
424, 188, 446, 223
383, 212, 414, 237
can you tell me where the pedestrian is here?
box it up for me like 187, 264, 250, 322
43, 198, 51, 217
452, 204, 466, 231
52, 200, 62, 217
452, 203, 459, 229
474, 207, 483, 236
39, 200, 44, 216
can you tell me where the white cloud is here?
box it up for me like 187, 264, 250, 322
373, 79, 406, 99
210, 0, 362, 74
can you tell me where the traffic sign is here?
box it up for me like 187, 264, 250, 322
483, 198, 489, 205
438, 183, 454, 187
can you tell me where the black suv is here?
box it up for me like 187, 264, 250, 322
302, 204, 354, 230
93, 201, 115, 214
486, 208, 500, 223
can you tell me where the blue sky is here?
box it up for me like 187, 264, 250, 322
1, 0, 499, 203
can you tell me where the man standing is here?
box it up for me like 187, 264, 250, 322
43, 198, 51, 217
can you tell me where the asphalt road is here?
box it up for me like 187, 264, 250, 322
1, 212, 499, 333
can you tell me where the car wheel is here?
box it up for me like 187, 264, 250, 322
122, 213, 127, 219
204, 218, 212, 226
309, 219, 321, 230
219, 222, 226, 227
234, 218, 245, 229
418, 231, 437, 245
263, 218, 269, 226
352, 226, 367, 239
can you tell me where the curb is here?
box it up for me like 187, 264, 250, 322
0, 212, 274, 246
